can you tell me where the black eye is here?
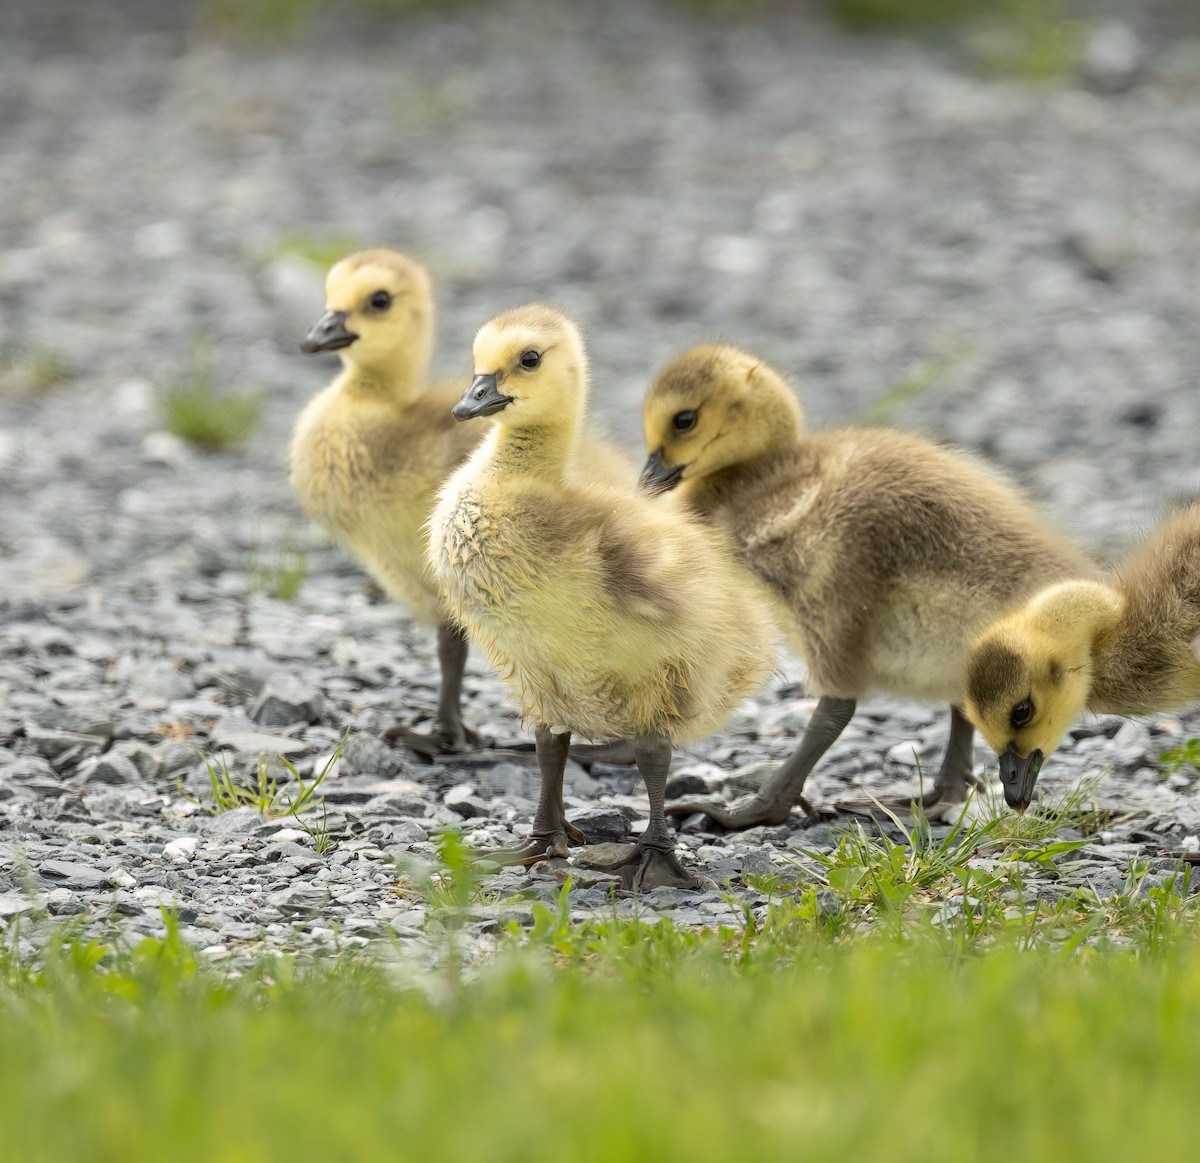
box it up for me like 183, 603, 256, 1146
519, 350, 541, 370
1010, 700, 1034, 729
368, 290, 392, 312
673, 411, 697, 433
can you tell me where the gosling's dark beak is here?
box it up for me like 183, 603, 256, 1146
639, 448, 685, 493
998, 748, 1044, 813
300, 310, 357, 354
452, 373, 513, 421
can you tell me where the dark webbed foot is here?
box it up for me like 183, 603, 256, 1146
665, 792, 816, 831
594, 841, 715, 892
470, 821, 588, 868
380, 721, 487, 758
667, 696, 857, 833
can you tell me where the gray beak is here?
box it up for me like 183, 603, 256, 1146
998, 748, 1044, 813
300, 310, 357, 354
452, 373, 513, 421
639, 448, 685, 493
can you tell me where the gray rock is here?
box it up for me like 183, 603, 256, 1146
665, 772, 709, 798
739, 850, 777, 878
250, 677, 325, 728
0, 891, 39, 918
568, 807, 631, 844
38, 860, 112, 890
84, 753, 141, 785
269, 885, 330, 915
338, 732, 406, 778
1081, 21, 1146, 94
573, 842, 637, 870
725, 761, 777, 794
444, 785, 489, 819
203, 806, 266, 835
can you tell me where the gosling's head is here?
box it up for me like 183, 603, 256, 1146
300, 249, 434, 376
963, 598, 1097, 812
454, 304, 588, 427
639, 345, 804, 493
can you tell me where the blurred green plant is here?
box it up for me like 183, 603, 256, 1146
825, 0, 990, 28
200, 0, 485, 40
1160, 738, 1200, 777
965, 0, 1083, 82
160, 336, 262, 451
247, 538, 309, 601
858, 351, 956, 425
0, 343, 69, 399
270, 232, 361, 273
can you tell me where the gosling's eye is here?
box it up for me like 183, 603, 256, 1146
368, 290, 392, 312
673, 410, 697, 433
1010, 700, 1035, 729
519, 350, 541, 370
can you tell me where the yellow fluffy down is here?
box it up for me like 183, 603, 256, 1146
432, 451, 777, 742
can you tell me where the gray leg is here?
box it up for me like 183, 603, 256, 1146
598, 733, 714, 890
666, 696, 857, 830
433, 621, 471, 747
382, 621, 483, 756
924, 705, 982, 806
470, 724, 586, 867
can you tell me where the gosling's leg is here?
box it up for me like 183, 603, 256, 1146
382, 621, 484, 756
598, 732, 715, 891
836, 705, 983, 819
470, 724, 587, 866
665, 696, 857, 831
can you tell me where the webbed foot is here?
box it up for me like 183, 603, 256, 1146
834, 771, 986, 821
594, 841, 715, 892
471, 821, 588, 868
665, 792, 816, 832
381, 721, 489, 759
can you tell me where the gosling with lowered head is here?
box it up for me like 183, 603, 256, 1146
964, 503, 1200, 810
638, 344, 1094, 826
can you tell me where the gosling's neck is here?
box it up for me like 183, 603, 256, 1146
485, 417, 580, 483
339, 341, 430, 406
681, 431, 804, 517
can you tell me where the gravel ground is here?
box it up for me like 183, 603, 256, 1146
2, 0, 1200, 964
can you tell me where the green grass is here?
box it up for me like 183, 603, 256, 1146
247, 541, 309, 601
160, 337, 263, 451
198, 735, 345, 825
1160, 737, 1200, 776
4, 801, 1198, 1160
4, 886, 1200, 1163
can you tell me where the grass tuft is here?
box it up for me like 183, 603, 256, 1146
247, 540, 309, 601
160, 336, 262, 451
1160, 737, 1200, 777
199, 733, 345, 820
0, 343, 69, 398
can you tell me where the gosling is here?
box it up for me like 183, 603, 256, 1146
291, 248, 483, 755
429, 310, 778, 890
964, 503, 1200, 810
639, 344, 1093, 827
